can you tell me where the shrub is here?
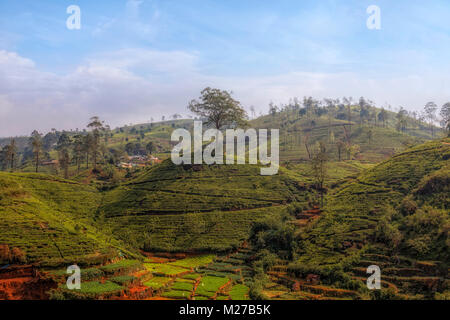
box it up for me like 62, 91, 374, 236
399, 197, 417, 216
0, 244, 11, 263
11, 247, 27, 264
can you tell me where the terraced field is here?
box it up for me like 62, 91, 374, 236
272, 139, 450, 300
0, 173, 130, 264
1, 136, 448, 300
46, 250, 253, 300
100, 160, 308, 252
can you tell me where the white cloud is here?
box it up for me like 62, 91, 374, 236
0, 49, 449, 137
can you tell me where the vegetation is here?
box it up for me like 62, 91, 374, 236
188, 87, 248, 129
0, 94, 448, 300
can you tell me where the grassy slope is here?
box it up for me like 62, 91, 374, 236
297, 139, 449, 262
100, 160, 309, 252
0, 172, 132, 264
250, 107, 438, 163
290, 138, 449, 298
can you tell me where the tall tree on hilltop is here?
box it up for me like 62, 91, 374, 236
250, 106, 256, 119
188, 87, 248, 129
378, 108, 388, 128
424, 102, 438, 137
324, 98, 336, 141
343, 97, 353, 131
57, 133, 72, 179
87, 116, 105, 169
358, 97, 370, 126
73, 134, 84, 174
0, 146, 7, 171
83, 134, 93, 169
5, 140, 17, 171
396, 107, 408, 132
440, 102, 450, 136
269, 102, 278, 117
29, 130, 43, 173
303, 97, 318, 119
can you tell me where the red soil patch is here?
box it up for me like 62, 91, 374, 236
0, 265, 57, 300
146, 296, 172, 300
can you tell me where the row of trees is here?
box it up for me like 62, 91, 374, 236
267, 96, 449, 135
0, 117, 114, 178
0, 139, 17, 171
25, 117, 107, 178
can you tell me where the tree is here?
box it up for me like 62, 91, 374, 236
58, 149, 70, 179
83, 134, 93, 169
346, 143, 360, 160
250, 105, 256, 119
87, 116, 105, 168
146, 141, 155, 155
378, 108, 388, 128
57, 133, 72, 179
396, 107, 408, 132
424, 102, 438, 137
125, 142, 135, 155
72, 134, 84, 173
358, 97, 369, 125
343, 97, 353, 130
303, 133, 312, 160
103, 124, 111, 144
336, 140, 345, 161
0, 146, 7, 171
311, 142, 328, 207
188, 87, 248, 129
5, 140, 17, 171
440, 102, 450, 135
324, 98, 336, 141
303, 96, 318, 119
29, 130, 43, 173
367, 128, 373, 144
268, 102, 278, 116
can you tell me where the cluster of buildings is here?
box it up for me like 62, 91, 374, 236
118, 155, 162, 169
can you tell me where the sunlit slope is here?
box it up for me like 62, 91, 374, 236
250, 109, 437, 163
298, 138, 449, 262
291, 139, 449, 298
0, 173, 125, 264
100, 160, 309, 252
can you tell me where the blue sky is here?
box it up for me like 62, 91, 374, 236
1, 0, 450, 136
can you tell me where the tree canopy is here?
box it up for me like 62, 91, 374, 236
188, 87, 248, 129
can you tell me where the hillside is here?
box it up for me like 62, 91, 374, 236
0, 172, 134, 266
99, 160, 310, 252
261, 138, 449, 299
250, 106, 439, 163
2, 104, 442, 178
0, 129, 447, 300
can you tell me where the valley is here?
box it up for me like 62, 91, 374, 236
0, 103, 448, 300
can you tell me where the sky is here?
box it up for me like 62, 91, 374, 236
0, 0, 450, 136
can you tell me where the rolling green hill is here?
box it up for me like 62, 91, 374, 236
277, 138, 450, 299
250, 106, 440, 163
0, 121, 447, 300
99, 160, 311, 252
0, 172, 135, 266
0, 157, 315, 262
